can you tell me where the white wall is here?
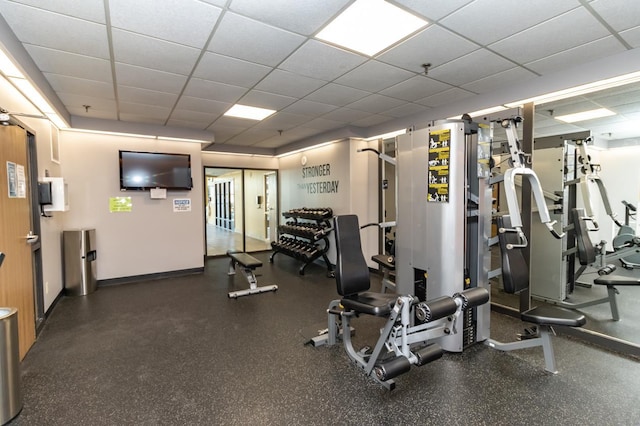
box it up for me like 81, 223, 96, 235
59, 131, 204, 280
202, 152, 278, 169
599, 146, 640, 241
278, 139, 378, 265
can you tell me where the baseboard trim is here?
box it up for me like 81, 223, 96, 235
98, 267, 204, 287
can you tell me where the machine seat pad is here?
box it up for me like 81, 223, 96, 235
593, 275, 640, 286
371, 254, 395, 270
341, 291, 397, 317
521, 304, 586, 327
227, 250, 262, 269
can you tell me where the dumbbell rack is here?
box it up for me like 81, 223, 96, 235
270, 207, 334, 275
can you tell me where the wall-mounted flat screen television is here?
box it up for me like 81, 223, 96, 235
119, 150, 192, 190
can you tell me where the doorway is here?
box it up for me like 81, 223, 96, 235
0, 124, 39, 359
205, 167, 278, 256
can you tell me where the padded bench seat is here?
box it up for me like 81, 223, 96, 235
594, 276, 640, 286
227, 250, 262, 269
521, 305, 586, 327
341, 291, 397, 316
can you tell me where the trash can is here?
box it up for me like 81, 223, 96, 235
63, 229, 97, 296
0, 307, 22, 425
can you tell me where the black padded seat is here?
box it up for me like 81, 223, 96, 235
227, 250, 262, 268
594, 276, 640, 286
341, 291, 396, 316
521, 305, 586, 327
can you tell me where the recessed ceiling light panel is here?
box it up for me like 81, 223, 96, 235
316, 0, 428, 56
224, 104, 276, 121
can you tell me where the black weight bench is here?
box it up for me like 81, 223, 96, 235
227, 250, 278, 299
486, 216, 586, 374
559, 208, 640, 320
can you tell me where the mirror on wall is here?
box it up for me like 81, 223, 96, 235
491, 81, 640, 351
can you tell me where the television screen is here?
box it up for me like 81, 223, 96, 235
119, 151, 192, 190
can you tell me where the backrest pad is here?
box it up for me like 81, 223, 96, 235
571, 208, 596, 265
333, 215, 371, 296
497, 215, 529, 294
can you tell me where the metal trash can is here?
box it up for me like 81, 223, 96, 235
0, 307, 22, 425
63, 229, 97, 296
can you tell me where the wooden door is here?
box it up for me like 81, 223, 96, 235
0, 125, 36, 359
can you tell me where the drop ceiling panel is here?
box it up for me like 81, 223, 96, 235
351, 114, 394, 127
490, 8, 611, 64
380, 76, 452, 102
428, 49, 516, 86
253, 112, 311, 131
300, 117, 345, 131
210, 115, 258, 130
461, 67, 537, 95
182, 79, 247, 104
118, 86, 179, 108
225, 128, 275, 146
238, 90, 297, 110
193, 52, 272, 87
321, 108, 370, 123
258, 128, 321, 148
304, 83, 370, 107
207, 12, 305, 67
68, 106, 117, 120
281, 100, 338, 117
620, 26, 640, 48
56, 92, 116, 111
254, 70, 327, 98
391, 0, 474, 21
115, 63, 188, 94
383, 102, 431, 118
345, 94, 405, 114
590, 0, 640, 32
25, 45, 112, 83
119, 101, 171, 119
228, 0, 351, 36
525, 36, 627, 75
0, 2, 110, 58
6, 0, 107, 22
378, 26, 477, 72
111, 29, 201, 76
173, 96, 230, 116
279, 40, 367, 81
335, 60, 415, 93
206, 125, 245, 143
440, 0, 578, 45
417, 87, 475, 107
109, 0, 222, 48
169, 108, 218, 124
44, 73, 115, 98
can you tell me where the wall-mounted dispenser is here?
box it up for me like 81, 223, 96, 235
42, 177, 69, 212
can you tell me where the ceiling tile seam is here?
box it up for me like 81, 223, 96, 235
162, 7, 229, 128
429, 22, 542, 78
104, 0, 121, 121
5, 1, 106, 25
579, 0, 633, 50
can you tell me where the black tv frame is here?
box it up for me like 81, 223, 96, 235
119, 150, 193, 191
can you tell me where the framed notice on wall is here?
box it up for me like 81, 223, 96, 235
50, 124, 60, 164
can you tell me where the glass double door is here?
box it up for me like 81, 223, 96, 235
205, 168, 278, 256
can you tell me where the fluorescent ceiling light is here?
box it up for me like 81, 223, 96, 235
447, 106, 507, 120
505, 71, 640, 107
224, 104, 276, 121
276, 140, 337, 158
9, 77, 54, 113
0, 49, 24, 78
555, 108, 615, 123
366, 129, 406, 141
316, 0, 428, 56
